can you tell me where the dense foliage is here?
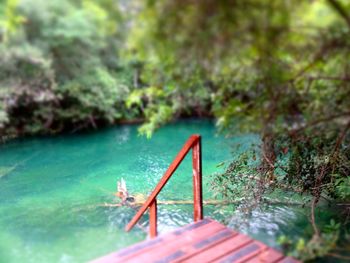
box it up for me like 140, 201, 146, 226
125, 0, 350, 260
1, 0, 350, 260
0, 0, 137, 138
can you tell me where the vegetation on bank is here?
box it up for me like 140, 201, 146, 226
0, 0, 212, 140
0, 0, 136, 138
1, 0, 350, 261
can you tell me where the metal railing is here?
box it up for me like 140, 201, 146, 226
125, 134, 203, 238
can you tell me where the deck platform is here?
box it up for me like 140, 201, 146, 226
92, 218, 299, 263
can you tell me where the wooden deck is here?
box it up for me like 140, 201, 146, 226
93, 136, 299, 263
92, 218, 299, 263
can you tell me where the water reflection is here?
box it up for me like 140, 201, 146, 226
226, 204, 312, 249
114, 126, 130, 145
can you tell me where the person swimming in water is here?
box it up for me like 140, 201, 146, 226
116, 178, 135, 204
115, 178, 146, 205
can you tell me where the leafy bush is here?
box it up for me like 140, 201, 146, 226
0, 0, 135, 137
56, 68, 129, 127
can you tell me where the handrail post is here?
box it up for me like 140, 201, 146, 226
125, 135, 203, 234
192, 136, 203, 221
149, 199, 157, 238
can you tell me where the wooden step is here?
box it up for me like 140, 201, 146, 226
91, 218, 300, 263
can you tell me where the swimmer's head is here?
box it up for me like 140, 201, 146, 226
125, 196, 135, 203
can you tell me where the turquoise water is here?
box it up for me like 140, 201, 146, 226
0, 120, 244, 262
0, 120, 343, 262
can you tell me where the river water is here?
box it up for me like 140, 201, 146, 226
0, 120, 343, 262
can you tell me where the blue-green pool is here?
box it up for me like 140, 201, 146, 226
0, 120, 342, 262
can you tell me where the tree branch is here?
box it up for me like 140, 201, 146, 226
333, 120, 350, 155
327, 0, 350, 29
311, 196, 320, 237
289, 111, 350, 134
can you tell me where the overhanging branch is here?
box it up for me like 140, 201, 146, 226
327, 0, 350, 29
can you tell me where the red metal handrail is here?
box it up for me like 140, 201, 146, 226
125, 134, 203, 238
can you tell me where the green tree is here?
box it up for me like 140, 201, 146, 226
0, 0, 136, 138
127, 0, 350, 259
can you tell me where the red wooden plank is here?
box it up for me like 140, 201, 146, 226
245, 248, 285, 263
192, 137, 203, 221
125, 135, 200, 232
92, 219, 300, 263
124, 221, 230, 263
181, 233, 253, 263
171, 229, 239, 263
149, 199, 157, 238
92, 218, 217, 263
212, 240, 268, 263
